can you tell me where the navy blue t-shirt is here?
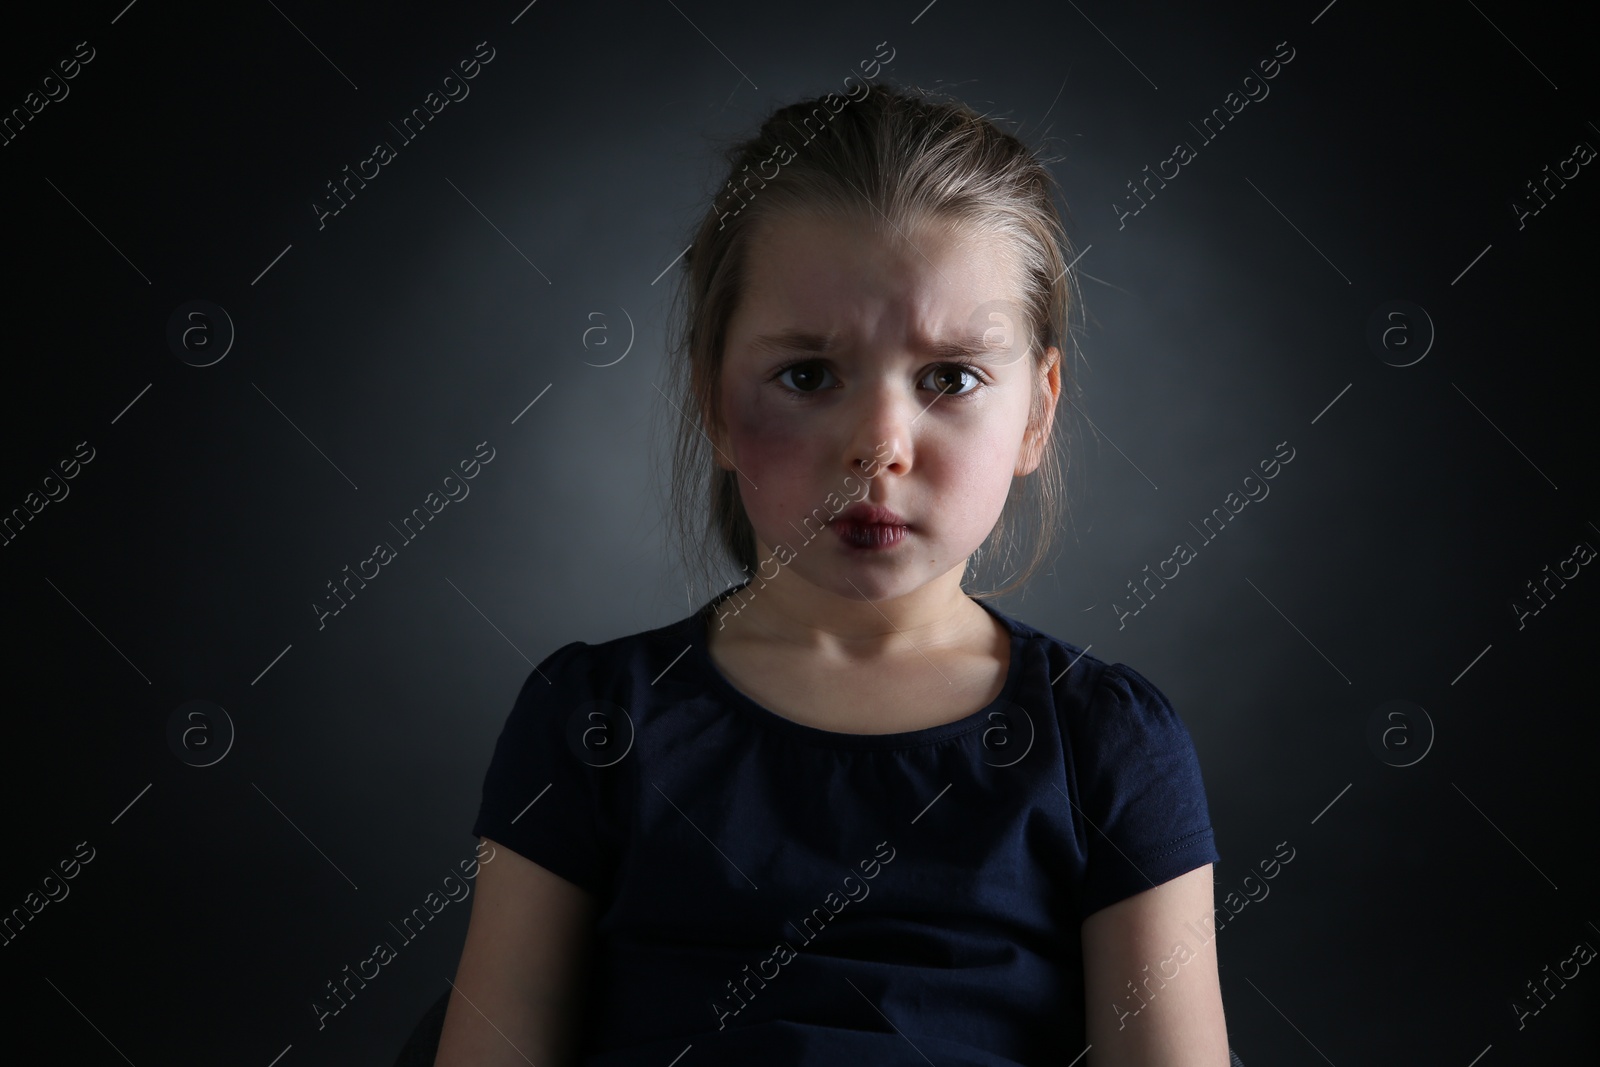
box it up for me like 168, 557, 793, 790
472, 582, 1220, 1066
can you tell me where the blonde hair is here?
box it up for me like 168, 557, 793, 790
655, 81, 1083, 606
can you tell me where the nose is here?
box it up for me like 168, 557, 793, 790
846, 377, 913, 480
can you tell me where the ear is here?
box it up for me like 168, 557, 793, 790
1015, 345, 1062, 477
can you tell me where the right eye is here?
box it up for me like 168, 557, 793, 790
772, 360, 837, 394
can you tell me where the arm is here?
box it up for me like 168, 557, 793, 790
1081, 864, 1230, 1066
433, 837, 599, 1066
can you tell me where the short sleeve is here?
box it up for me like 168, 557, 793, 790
471, 641, 621, 900
1070, 661, 1220, 921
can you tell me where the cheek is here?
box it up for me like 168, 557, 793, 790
726, 389, 815, 476
942, 420, 1018, 501
723, 390, 822, 526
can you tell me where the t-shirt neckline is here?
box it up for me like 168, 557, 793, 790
691, 580, 1028, 750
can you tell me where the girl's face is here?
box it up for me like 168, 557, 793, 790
711, 209, 1061, 605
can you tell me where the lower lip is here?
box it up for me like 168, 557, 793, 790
831, 522, 909, 550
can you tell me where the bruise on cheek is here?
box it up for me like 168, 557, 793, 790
726, 383, 811, 469
722, 388, 836, 552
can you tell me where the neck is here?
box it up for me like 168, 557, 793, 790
711, 551, 979, 663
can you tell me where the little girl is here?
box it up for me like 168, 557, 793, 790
435, 83, 1233, 1066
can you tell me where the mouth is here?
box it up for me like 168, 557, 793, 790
829, 503, 910, 550
832, 521, 909, 549
832, 503, 908, 526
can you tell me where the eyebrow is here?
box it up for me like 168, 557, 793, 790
748, 329, 1005, 361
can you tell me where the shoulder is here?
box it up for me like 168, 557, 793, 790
1067, 655, 1196, 760
988, 609, 1196, 765
511, 607, 705, 710
976, 603, 1099, 686
986, 606, 1170, 720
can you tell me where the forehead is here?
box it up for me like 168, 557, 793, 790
729, 210, 1027, 351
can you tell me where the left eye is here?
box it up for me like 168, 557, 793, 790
921, 364, 982, 397
775, 362, 835, 393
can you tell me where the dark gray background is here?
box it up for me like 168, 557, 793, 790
2, 0, 1595, 1063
